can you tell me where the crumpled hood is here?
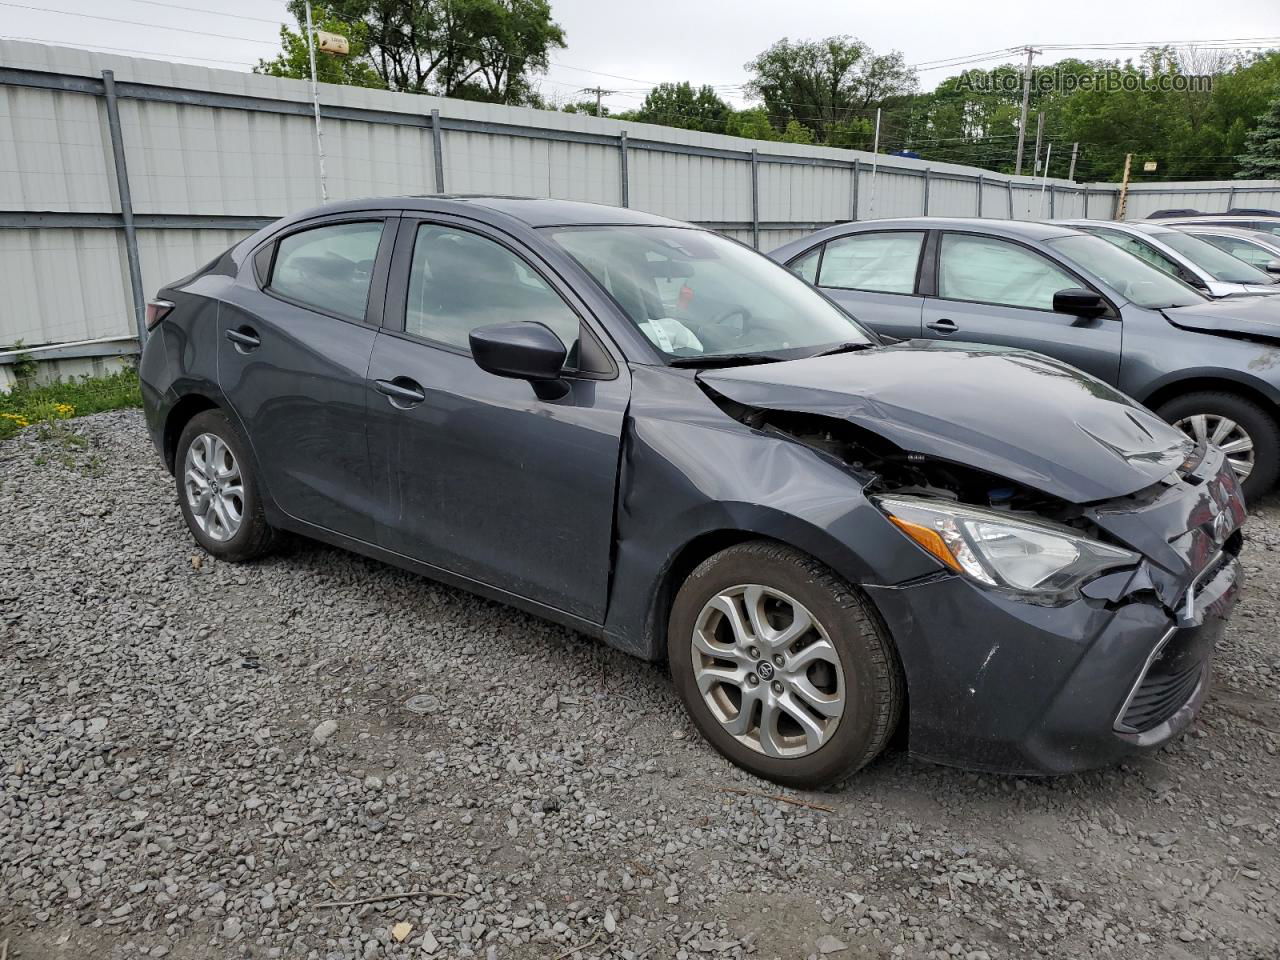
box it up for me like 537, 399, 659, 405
700, 340, 1189, 504
1164, 293, 1280, 340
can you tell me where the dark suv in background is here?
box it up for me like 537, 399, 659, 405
771, 218, 1280, 499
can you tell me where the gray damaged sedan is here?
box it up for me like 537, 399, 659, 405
140, 197, 1244, 787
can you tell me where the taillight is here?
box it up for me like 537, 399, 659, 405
145, 299, 175, 330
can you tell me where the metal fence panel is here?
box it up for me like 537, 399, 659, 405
1, 228, 130, 344
4, 38, 1275, 358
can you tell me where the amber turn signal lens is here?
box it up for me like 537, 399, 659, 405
888, 516, 963, 573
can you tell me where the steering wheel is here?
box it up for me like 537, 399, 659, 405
710, 305, 753, 333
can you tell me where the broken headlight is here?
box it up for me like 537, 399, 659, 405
877, 496, 1139, 600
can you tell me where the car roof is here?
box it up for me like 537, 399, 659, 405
1056, 218, 1172, 236
1164, 215, 1280, 225
279, 195, 688, 230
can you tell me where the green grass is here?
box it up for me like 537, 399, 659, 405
0, 368, 142, 441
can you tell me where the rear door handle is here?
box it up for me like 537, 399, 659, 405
374, 377, 426, 408
225, 327, 261, 350
926, 318, 958, 335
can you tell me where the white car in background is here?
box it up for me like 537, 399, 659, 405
1058, 219, 1280, 298
1171, 224, 1280, 277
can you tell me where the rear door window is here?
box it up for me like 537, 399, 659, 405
267, 220, 384, 321
818, 231, 924, 293
789, 247, 821, 283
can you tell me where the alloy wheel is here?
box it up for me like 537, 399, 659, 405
184, 432, 244, 542
1173, 413, 1255, 481
690, 584, 845, 758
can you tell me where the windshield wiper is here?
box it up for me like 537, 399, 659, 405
803, 341, 875, 359
668, 353, 791, 368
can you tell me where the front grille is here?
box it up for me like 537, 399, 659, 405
1121, 658, 1203, 732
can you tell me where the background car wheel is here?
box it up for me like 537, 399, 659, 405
175, 409, 276, 562
667, 541, 904, 788
1157, 391, 1280, 501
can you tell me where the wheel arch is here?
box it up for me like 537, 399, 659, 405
1138, 371, 1280, 416
162, 393, 222, 473
626, 506, 909, 665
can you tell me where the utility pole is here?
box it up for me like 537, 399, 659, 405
1067, 141, 1079, 182
581, 86, 613, 117
1013, 45, 1040, 176
1115, 152, 1133, 221
304, 0, 327, 202
868, 107, 882, 219
1038, 142, 1053, 217
1032, 112, 1044, 175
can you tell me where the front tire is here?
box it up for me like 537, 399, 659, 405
668, 541, 904, 788
1157, 391, 1280, 501
175, 409, 276, 562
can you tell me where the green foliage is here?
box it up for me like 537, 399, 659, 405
903, 49, 1280, 181
723, 107, 778, 141
1236, 88, 1280, 179
744, 36, 917, 143
0, 369, 142, 442
256, 0, 566, 105
623, 82, 731, 133
561, 99, 609, 117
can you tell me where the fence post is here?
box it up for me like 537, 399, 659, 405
750, 148, 760, 249
923, 168, 931, 215
976, 174, 984, 217
101, 69, 147, 347
1049, 184, 1055, 218
1083, 183, 1090, 217
1007, 179, 1015, 218
619, 131, 629, 208
851, 159, 860, 221
430, 109, 445, 193
1227, 185, 1236, 211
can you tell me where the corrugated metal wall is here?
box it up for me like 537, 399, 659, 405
2, 38, 1275, 353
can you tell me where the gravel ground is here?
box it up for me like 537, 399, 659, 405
2, 410, 1278, 960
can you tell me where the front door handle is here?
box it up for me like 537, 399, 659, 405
374, 377, 426, 408
926, 318, 958, 335
225, 327, 261, 350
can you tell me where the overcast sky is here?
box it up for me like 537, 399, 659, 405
5, 0, 1280, 110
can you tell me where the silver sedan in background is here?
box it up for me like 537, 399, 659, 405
1058, 218, 1280, 298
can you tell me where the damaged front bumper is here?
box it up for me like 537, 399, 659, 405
863, 447, 1246, 776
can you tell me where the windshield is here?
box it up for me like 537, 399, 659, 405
1046, 234, 1205, 309
1155, 230, 1276, 285
548, 226, 872, 362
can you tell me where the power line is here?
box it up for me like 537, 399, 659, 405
117, 0, 289, 26
0, 33, 259, 67
0, 0, 280, 45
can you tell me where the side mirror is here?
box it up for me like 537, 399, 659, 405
469, 321, 569, 401
1053, 287, 1109, 319
1266, 259, 1280, 276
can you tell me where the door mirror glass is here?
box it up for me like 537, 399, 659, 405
1052, 287, 1109, 318
470, 322, 569, 400
1267, 259, 1280, 276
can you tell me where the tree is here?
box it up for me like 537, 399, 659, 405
723, 107, 778, 141
625, 82, 731, 133
1237, 89, 1280, 178
255, 3, 385, 90
256, 0, 565, 105
744, 36, 917, 142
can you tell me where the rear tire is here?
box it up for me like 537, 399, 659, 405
667, 541, 903, 788
175, 409, 276, 562
1156, 391, 1280, 501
